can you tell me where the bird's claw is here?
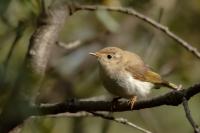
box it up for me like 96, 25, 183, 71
128, 96, 137, 110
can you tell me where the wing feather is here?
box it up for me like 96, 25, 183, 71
123, 51, 178, 90
125, 65, 178, 90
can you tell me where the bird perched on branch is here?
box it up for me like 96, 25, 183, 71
90, 47, 179, 109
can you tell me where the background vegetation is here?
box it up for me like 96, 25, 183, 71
0, 0, 200, 133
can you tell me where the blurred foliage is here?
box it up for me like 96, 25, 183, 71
0, 0, 200, 133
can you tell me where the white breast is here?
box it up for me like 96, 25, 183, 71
117, 72, 154, 98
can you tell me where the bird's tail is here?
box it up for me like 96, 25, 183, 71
162, 81, 180, 90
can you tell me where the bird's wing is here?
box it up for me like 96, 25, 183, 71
123, 51, 147, 81
123, 51, 178, 90
144, 69, 163, 84
125, 64, 161, 83
125, 65, 178, 90
145, 68, 178, 89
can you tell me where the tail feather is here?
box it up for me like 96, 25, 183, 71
162, 81, 179, 90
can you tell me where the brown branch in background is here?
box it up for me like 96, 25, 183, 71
0, 3, 71, 133
89, 112, 152, 133
23, 2, 71, 102
26, 112, 152, 133
182, 97, 200, 133
56, 31, 109, 54
27, 4, 68, 75
3, 22, 26, 68
49, 112, 151, 133
10, 111, 152, 133
36, 83, 200, 114
71, 4, 200, 59
0, 22, 27, 89
56, 40, 82, 51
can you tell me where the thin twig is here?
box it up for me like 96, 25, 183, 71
56, 31, 109, 53
72, 4, 200, 59
182, 97, 200, 133
56, 40, 81, 51
0, 22, 27, 89
45, 111, 152, 133
89, 112, 152, 133
11, 111, 152, 133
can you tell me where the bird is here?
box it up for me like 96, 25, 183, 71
89, 47, 179, 109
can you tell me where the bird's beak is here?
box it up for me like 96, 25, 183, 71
89, 52, 100, 57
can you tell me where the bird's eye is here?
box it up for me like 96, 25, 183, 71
107, 54, 112, 59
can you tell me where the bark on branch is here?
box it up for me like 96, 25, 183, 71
0, 3, 70, 133
28, 3, 68, 76
182, 98, 200, 133
36, 83, 200, 114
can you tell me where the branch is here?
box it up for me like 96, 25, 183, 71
35, 83, 200, 114
56, 31, 108, 53
89, 112, 152, 133
56, 40, 82, 51
10, 111, 152, 133
71, 4, 200, 59
27, 3, 69, 75
0, 21, 26, 89
0, 3, 71, 133
45, 112, 152, 133
182, 97, 200, 133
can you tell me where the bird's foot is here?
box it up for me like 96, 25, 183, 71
111, 97, 121, 111
128, 96, 137, 110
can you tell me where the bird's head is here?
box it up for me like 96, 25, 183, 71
89, 47, 124, 70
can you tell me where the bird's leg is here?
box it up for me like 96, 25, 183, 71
128, 96, 137, 110
111, 97, 121, 111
